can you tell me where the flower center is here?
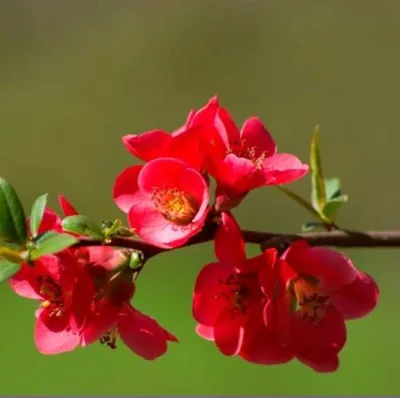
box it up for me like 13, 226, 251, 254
151, 187, 199, 226
290, 276, 330, 324
230, 139, 267, 169
37, 275, 62, 302
37, 275, 65, 317
217, 273, 261, 317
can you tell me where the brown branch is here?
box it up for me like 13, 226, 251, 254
73, 225, 400, 260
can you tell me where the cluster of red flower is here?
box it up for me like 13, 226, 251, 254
10, 96, 378, 372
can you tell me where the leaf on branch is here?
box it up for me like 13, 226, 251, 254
29, 231, 78, 260
0, 177, 28, 244
29, 193, 48, 237
323, 194, 348, 220
324, 177, 342, 201
321, 177, 348, 221
62, 215, 104, 239
310, 125, 327, 214
0, 259, 21, 283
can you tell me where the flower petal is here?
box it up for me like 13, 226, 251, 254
284, 240, 357, 290
187, 95, 219, 130
216, 106, 241, 147
292, 306, 346, 373
170, 126, 208, 170
258, 249, 278, 297
81, 301, 119, 346
216, 154, 265, 194
262, 153, 309, 185
9, 263, 42, 299
138, 158, 208, 207
35, 255, 64, 284
215, 212, 246, 268
128, 199, 197, 248
196, 324, 215, 341
240, 117, 276, 158
240, 309, 294, 365
113, 165, 146, 213
329, 271, 379, 320
118, 307, 173, 360
58, 195, 78, 216
263, 293, 292, 347
122, 130, 172, 161
69, 268, 94, 333
34, 310, 80, 355
193, 262, 232, 326
214, 312, 245, 356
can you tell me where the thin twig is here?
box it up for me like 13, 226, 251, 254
73, 225, 400, 260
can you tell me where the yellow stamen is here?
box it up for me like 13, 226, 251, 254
291, 276, 330, 324
151, 187, 199, 226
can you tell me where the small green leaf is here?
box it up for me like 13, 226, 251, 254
0, 259, 21, 283
29, 193, 48, 237
0, 177, 28, 243
323, 194, 348, 220
276, 186, 329, 222
310, 125, 326, 213
62, 215, 104, 239
324, 177, 341, 201
29, 231, 78, 260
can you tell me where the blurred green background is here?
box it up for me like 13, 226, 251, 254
1, 0, 400, 395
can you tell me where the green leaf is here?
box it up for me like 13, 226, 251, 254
0, 259, 21, 283
62, 215, 104, 239
324, 177, 341, 201
0, 177, 28, 243
29, 193, 48, 237
310, 125, 326, 213
322, 194, 348, 220
276, 186, 330, 223
29, 231, 78, 260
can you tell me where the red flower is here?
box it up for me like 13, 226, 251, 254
113, 157, 210, 248
121, 97, 218, 171
10, 251, 94, 354
193, 212, 292, 363
202, 106, 309, 198
77, 247, 178, 360
257, 240, 379, 372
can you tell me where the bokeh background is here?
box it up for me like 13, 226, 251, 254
1, 0, 400, 395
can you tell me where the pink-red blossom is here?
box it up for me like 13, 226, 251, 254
257, 240, 379, 372
10, 251, 94, 354
193, 212, 379, 372
201, 101, 309, 201
113, 157, 210, 248
193, 212, 292, 363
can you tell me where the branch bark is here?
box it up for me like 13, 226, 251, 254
73, 224, 400, 260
